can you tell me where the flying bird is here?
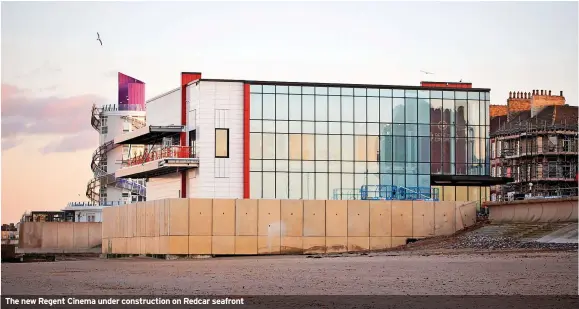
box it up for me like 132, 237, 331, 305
420, 70, 434, 75
96, 32, 103, 46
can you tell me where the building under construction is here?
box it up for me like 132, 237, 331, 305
489, 90, 578, 201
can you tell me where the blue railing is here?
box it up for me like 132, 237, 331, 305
333, 185, 439, 201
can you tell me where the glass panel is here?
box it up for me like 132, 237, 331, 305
263, 85, 275, 93
366, 97, 379, 123
289, 134, 301, 160
417, 98, 430, 124
276, 133, 288, 159
328, 135, 341, 160
250, 172, 261, 199
406, 174, 417, 187
276, 85, 288, 94
276, 172, 288, 199
289, 173, 301, 199
302, 95, 315, 121
328, 87, 340, 95
394, 136, 405, 162
468, 100, 479, 126
302, 86, 315, 95
342, 135, 354, 161
355, 174, 366, 190
315, 95, 328, 121
316, 122, 327, 134
289, 86, 301, 94
303, 161, 314, 173
418, 90, 430, 99
263, 94, 275, 119
380, 173, 392, 186
430, 98, 442, 124
443, 186, 455, 201
328, 173, 341, 199
341, 87, 354, 96
380, 88, 392, 97
367, 88, 379, 97
263, 160, 275, 171
455, 91, 467, 100
315, 134, 328, 160
455, 99, 467, 126
392, 98, 405, 123
367, 123, 380, 135
288, 95, 301, 120
405, 89, 418, 98
393, 174, 405, 187
276, 120, 288, 133
485, 101, 490, 127
354, 96, 367, 122
315, 87, 328, 95
456, 186, 468, 201
328, 96, 341, 121
302, 121, 315, 134
289, 161, 301, 172
418, 175, 429, 188
393, 89, 404, 97
405, 98, 418, 123
276, 159, 288, 172
380, 134, 393, 162
367, 162, 379, 173
289, 121, 301, 133
443, 91, 455, 99
342, 161, 354, 173
355, 135, 367, 161
342, 122, 354, 134
367, 136, 379, 162
355, 123, 366, 135
250, 159, 261, 171
263, 172, 275, 199
443, 99, 454, 124
455, 137, 467, 175
316, 161, 328, 172
329, 161, 341, 173
250, 133, 262, 159
341, 96, 354, 122
276, 94, 288, 120
342, 173, 354, 191
250, 84, 262, 93
302, 134, 315, 160
393, 124, 405, 135
431, 90, 442, 99
379, 97, 392, 123
250, 120, 261, 132
263, 120, 275, 132
418, 163, 430, 174
468, 186, 480, 202
418, 136, 430, 162
467, 92, 479, 100
353, 88, 366, 96
418, 124, 429, 136
302, 173, 316, 200
355, 162, 366, 173
316, 173, 328, 200
250, 93, 262, 119
328, 122, 341, 134
406, 136, 418, 163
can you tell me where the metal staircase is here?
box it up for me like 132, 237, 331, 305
85, 104, 147, 204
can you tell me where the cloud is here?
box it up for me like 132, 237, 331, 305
1, 83, 105, 153
39, 133, 98, 154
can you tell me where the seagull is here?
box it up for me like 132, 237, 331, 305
420, 70, 434, 75
96, 32, 103, 46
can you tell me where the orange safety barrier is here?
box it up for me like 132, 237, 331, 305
126, 146, 193, 167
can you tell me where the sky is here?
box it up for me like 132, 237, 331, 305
1, 0, 577, 224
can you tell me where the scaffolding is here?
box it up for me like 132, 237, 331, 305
492, 116, 578, 201
85, 104, 147, 204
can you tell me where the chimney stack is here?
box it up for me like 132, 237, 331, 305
560, 91, 563, 96
532, 90, 535, 95
548, 90, 551, 96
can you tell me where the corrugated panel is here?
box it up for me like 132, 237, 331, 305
118, 72, 146, 107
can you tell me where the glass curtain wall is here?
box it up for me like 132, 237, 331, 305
249, 84, 490, 200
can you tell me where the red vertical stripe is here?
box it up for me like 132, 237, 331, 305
243, 83, 250, 199
180, 72, 202, 198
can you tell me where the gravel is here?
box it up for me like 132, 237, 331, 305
449, 234, 578, 250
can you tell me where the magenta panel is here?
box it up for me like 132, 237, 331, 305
118, 72, 145, 111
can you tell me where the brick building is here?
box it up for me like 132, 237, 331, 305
489, 90, 578, 201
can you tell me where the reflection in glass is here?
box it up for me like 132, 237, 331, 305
316, 173, 328, 200
276, 134, 288, 159
263, 172, 275, 199
250, 172, 261, 198
262, 134, 275, 159
380, 97, 392, 122
342, 96, 354, 122
263, 94, 275, 119
250, 133, 262, 159
250, 94, 262, 119
315, 95, 328, 121
276, 94, 288, 120
393, 98, 405, 123
354, 97, 367, 122
303, 95, 315, 121
328, 96, 341, 121
276, 172, 288, 199
289, 173, 301, 199
289, 95, 301, 120
405, 98, 418, 123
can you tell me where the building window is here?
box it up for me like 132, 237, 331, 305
101, 116, 108, 127
87, 214, 96, 222
101, 126, 108, 134
215, 128, 230, 158
122, 193, 129, 198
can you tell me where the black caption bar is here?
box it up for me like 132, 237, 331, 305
2, 295, 578, 309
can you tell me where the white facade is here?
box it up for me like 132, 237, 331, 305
62, 204, 105, 222
99, 109, 146, 204
187, 81, 244, 198
142, 80, 244, 200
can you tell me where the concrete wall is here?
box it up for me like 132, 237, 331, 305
18, 222, 102, 253
487, 197, 578, 223
102, 198, 477, 255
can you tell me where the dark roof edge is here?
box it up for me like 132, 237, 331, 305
200, 78, 491, 92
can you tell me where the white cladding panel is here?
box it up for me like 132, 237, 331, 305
146, 174, 181, 200
146, 88, 181, 126
187, 80, 244, 199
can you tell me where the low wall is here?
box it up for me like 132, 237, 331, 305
102, 199, 477, 255
487, 197, 578, 223
17, 222, 102, 254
